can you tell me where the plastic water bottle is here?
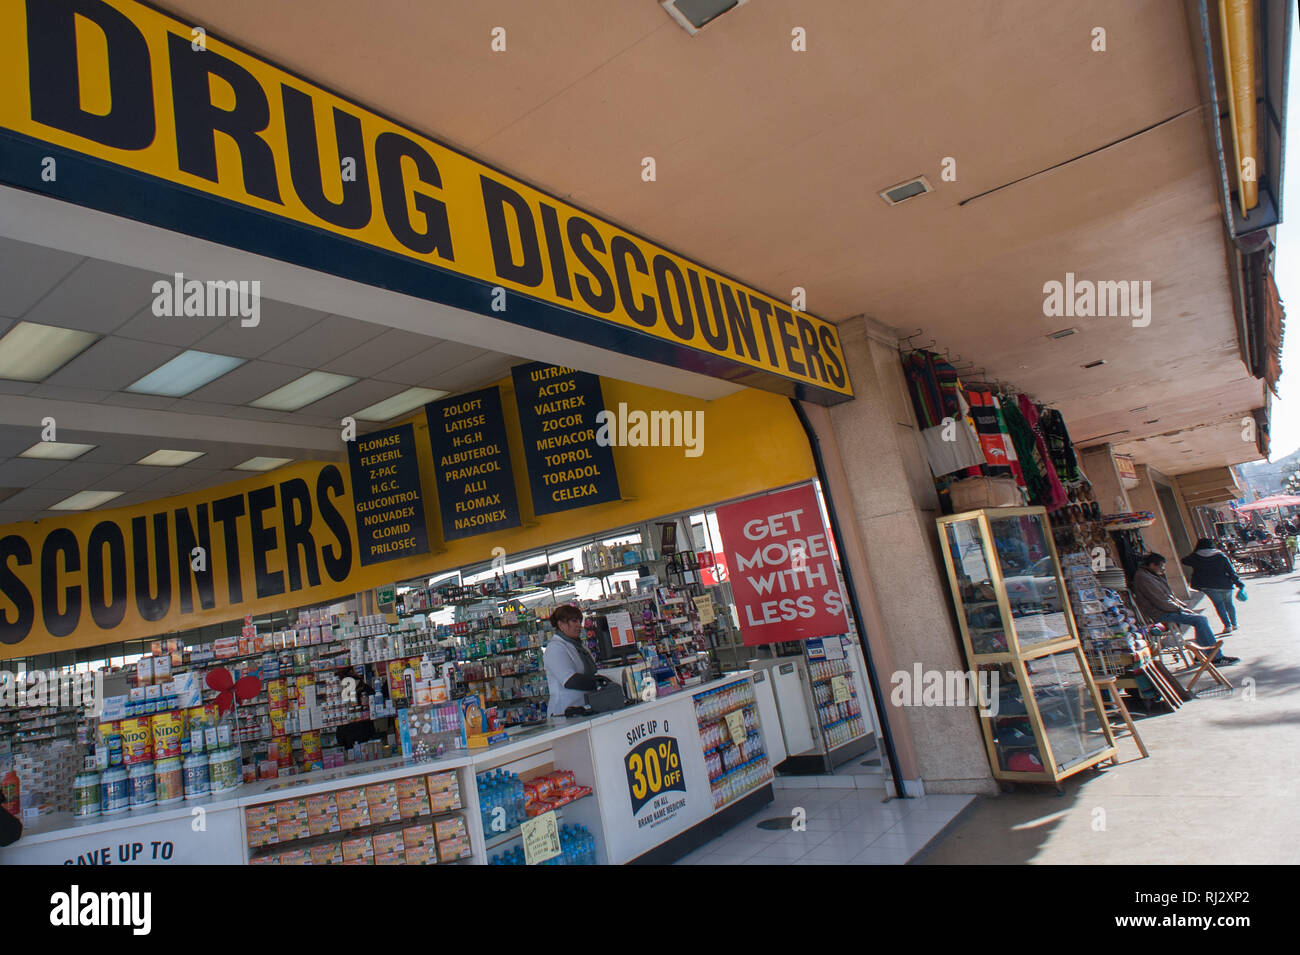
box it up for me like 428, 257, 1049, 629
512, 773, 526, 828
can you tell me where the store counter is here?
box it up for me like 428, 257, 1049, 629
2, 672, 774, 866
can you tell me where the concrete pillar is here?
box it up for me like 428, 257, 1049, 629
1079, 444, 1131, 514
814, 316, 996, 795
1130, 465, 1192, 598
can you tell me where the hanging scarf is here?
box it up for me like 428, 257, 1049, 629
903, 352, 945, 429
991, 395, 1027, 488
966, 390, 1013, 478
1018, 396, 1069, 511
1038, 407, 1079, 484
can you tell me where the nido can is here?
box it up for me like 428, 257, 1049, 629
151, 710, 184, 759
183, 753, 210, 799
120, 717, 154, 765
101, 767, 129, 815
129, 762, 156, 809
208, 748, 240, 793
155, 757, 183, 804
73, 772, 101, 817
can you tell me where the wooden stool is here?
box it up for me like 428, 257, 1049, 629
1183, 642, 1232, 692
1093, 676, 1149, 760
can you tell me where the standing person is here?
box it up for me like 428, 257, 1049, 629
1181, 538, 1245, 634
544, 605, 599, 717
1131, 553, 1239, 666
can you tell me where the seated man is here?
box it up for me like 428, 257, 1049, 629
1131, 552, 1238, 666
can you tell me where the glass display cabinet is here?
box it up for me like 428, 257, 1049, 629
936, 507, 1116, 786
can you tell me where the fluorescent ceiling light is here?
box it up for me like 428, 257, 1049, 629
355, 387, 449, 422
0, 321, 99, 381
661, 0, 745, 33
127, 350, 245, 396
251, 371, 358, 411
235, 456, 292, 471
137, 449, 206, 467
20, 441, 95, 460
51, 490, 123, 511
879, 176, 933, 206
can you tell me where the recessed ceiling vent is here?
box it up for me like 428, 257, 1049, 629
879, 176, 933, 206
661, 0, 748, 35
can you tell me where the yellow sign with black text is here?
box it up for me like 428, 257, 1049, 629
0, 461, 392, 657
0, 0, 851, 402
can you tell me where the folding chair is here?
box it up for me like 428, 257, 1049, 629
1182, 642, 1232, 692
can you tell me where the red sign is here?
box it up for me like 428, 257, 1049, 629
714, 485, 848, 646
697, 550, 728, 587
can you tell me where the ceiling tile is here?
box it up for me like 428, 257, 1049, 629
434, 354, 519, 393
184, 359, 302, 405
44, 337, 181, 390
321, 328, 442, 378
88, 465, 157, 492
26, 384, 112, 403
22, 258, 165, 334
0, 238, 84, 319
4, 486, 72, 509
134, 468, 210, 497
192, 299, 327, 360
0, 458, 64, 486
378, 342, 488, 386
226, 407, 292, 422
98, 392, 183, 411
115, 303, 214, 348
261, 314, 387, 367
39, 461, 125, 490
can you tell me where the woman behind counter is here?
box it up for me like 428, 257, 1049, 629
544, 605, 600, 717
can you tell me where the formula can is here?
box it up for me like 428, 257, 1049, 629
101, 767, 129, 815
129, 762, 156, 809
208, 748, 240, 793
301, 730, 322, 765
155, 757, 183, 804
119, 717, 153, 765
151, 710, 184, 759
183, 753, 210, 800
73, 772, 101, 817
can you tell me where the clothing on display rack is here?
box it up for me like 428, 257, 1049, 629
1039, 408, 1080, 485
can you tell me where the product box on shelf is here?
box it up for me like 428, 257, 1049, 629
373, 830, 404, 865
275, 798, 309, 841
278, 848, 310, 865
364, 781, 400, 824
427, 771, 462, 811
341, 835, 374, 864
396, 777, 431, 818
336, 788, 371, 829
435, 814, 471, 862
310, 842, 343, 865
245, 805, 278, 847
402, 823, 436, 864
306, 793, 340, 836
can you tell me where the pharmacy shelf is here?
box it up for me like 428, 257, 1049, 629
481, 793, 593, 851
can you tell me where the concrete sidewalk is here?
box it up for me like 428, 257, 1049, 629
914, 567, 1300, 865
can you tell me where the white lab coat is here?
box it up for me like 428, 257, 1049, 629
544, 635, 589, 715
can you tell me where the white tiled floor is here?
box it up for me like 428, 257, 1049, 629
674, 787, 972, 866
